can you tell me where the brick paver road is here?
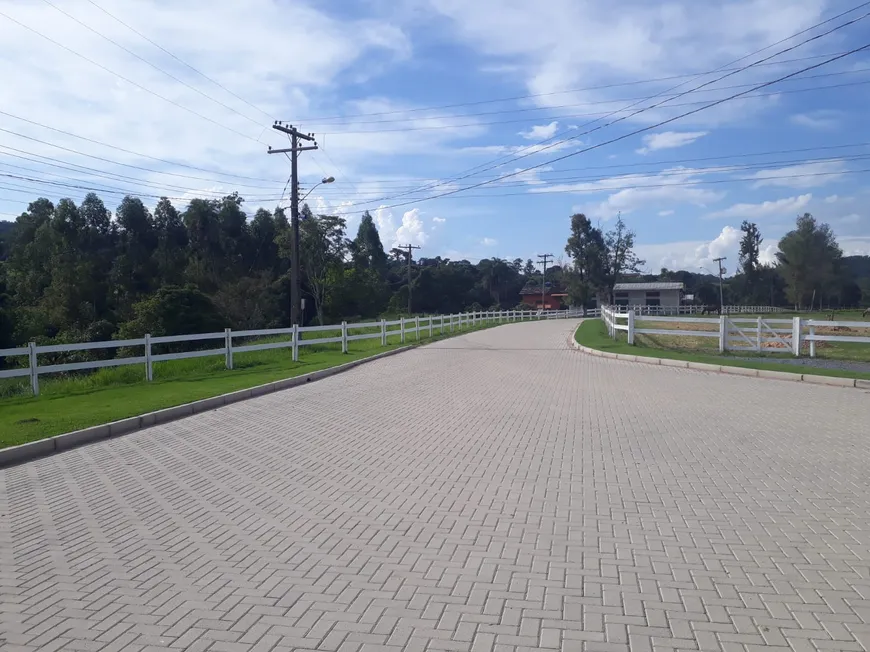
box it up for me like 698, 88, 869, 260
3, 320, 870, 652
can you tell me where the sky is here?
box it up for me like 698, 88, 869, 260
1, 0, 869, 275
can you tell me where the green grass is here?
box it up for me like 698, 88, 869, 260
0, 320, 492, 449
574, 319, 870, 381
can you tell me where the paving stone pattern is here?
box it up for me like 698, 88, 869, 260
2, 319, 870, 651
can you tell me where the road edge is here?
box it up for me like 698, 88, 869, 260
570, 323, 870, 391
1, 345, 416, 469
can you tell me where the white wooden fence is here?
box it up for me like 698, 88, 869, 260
0, 308, 585, 396
601, 305, 870, 356
613, 304, 789, 316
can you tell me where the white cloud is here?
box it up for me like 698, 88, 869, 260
636, 131, 708, 155
374, 206, 429, 248
420, 0, 826, 131
519, 121, 559, 140
750, 160, 847, 189
541, 167, 724, 221
505, 165, 553, 186
840, 236, 870, 256
705, 194, 812, 220
433, 216, 446, 223
480, 237, 497, 246
658, 209, 674, 216
790, 110, 842, 130
636, 225, 779, 274
825, 194, 839, 203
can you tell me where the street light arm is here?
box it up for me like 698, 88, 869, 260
299, 176, 335, 203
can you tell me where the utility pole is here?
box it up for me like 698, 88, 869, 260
537, 253, 553, 310
267, 122, 318, 326
713, 256, 726, 314
400, 244, 421, 314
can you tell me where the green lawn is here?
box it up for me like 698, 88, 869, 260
0, 320, 492, 449
574, 319, 870, 381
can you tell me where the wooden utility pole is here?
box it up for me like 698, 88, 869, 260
713, 256, 727, 314
267, 122, 318, 326
400, 244, 421, 314
537, 253, 553, 310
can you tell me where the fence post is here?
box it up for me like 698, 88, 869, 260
341, 321, 348, 353
381, 318, 387, 346
225, 328, 233, 370
292, 324, 299, 362
793, 317, 802, 357
144, 333, 153, 382
756, 317, 762, 353
401, 318, 406, 343
440, 315, 444, 335
429, 316, 433, 338
719, 316, 727, 353
627, 309, 635, 345
415, 316, 420, 341
809, 324, 816, 358
28, 341, 39, 397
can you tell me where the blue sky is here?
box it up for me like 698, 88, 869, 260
1, 0, 869, 273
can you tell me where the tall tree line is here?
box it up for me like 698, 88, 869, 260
0, 193, 543, 350
562, 211, 870, 310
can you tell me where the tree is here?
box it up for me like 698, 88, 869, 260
602, 214, 644, 302
776, 213, 842, 309
564, 213, 607, 308
117, 285, 224, 342
738, 221, 763, 302
297, 212, 347, 325
113, 196, 158, 313
154, 197, 188, 285
351, 211, 388, 274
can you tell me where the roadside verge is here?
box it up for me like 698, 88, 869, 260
572, 319, 870, 392
1, 345, 415, 468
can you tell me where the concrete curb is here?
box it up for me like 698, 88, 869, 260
1, 345, 415, 469
569, 330, 868, 390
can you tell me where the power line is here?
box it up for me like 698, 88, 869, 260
287, 51, 855, 122
235, 153, 870, 196
8, 165, 870, 204
301, 64, 868, 128
40, 0, 265, 130
0, 146, 280, 191
0, 8, 263, 145
83, 0, 275, 122
0, 121, 283, 184
348, 43, 870, 214
311, 76, 870, 134
352, 2, 870, 207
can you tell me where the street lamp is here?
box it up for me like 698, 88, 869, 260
300, 176, 335, 204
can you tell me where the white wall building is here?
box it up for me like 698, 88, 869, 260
613, 282, 685, 309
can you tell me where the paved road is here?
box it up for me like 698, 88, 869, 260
2, 320, 870, 652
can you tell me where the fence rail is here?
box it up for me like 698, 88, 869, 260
601, 305, 870, 356
611, 304, 790, 316
0, 308, 588, 396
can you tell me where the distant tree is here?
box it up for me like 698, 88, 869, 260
117, 285, 224, 340
776, 213, 842, 309
351, 211, 388, 274
602, 214, 644, 302
565, 212, 607, 307
154, 197, 188, 285
523, 259, 536, 276
296, 211, 347, 325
